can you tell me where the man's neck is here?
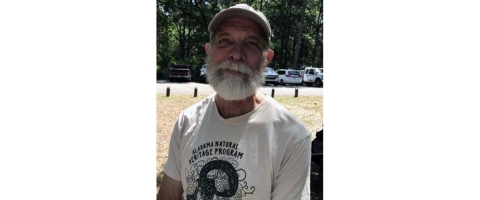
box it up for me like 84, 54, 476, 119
215, 91, 265, 119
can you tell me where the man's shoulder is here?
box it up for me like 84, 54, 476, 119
262, 96, 302, 122
181, 94, 215, 118
261, 96, 310, 136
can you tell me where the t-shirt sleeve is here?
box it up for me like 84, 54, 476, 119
271, 135, 311, 200
162, 113, 185, 182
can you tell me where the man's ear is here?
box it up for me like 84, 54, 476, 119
265, 49, 274, 65
205, 43, 210, 53
267, 49, 274, 61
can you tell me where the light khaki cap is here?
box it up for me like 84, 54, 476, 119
208, 4, 271, 47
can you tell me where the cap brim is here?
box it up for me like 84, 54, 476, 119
208, 8, 271, 39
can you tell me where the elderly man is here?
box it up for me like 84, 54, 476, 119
158, 4, 311, 200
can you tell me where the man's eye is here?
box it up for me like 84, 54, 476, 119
218, 39, 229, 43
247, 42, 259, 47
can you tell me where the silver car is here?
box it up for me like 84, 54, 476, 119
263, 67, 279, 86
199, 64, 207, 83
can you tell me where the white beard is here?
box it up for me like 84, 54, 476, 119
207, 59, 265, 101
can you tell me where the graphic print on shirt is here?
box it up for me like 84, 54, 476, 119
185, 141, 255, 200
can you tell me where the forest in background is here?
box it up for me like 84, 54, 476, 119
157, 0, 323, 80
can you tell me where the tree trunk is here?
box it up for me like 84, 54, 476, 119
292, 0, 306, 70
312, 21, 321, 65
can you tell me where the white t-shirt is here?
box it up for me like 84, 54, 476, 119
163, 93, 311, 200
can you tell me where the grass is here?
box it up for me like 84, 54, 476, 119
156, 94, 323, 195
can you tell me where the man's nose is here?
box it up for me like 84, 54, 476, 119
227, 43, 245, 61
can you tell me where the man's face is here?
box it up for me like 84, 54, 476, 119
209, 18, 267, 69
206, 18, 269, 101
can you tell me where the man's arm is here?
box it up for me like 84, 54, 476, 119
271, 135, 311, 200
157, 174, 183, 200
158, 113, 185, 200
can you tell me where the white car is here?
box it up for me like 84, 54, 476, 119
303, 67, 323, 87
276, 69, 303, 85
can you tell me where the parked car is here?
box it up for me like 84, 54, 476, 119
263, 67, 279, 86
303, 67, 323, 87
199, 64, 207, 83
169, 64, 192, 82
277, 69, 303, 85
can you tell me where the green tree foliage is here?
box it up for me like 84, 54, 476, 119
157, 1, 174, 79
157, 0, 322, 79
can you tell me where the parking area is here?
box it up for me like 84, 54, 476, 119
156, 80, 323, 96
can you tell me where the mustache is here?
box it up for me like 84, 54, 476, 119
214, 60, 255, 76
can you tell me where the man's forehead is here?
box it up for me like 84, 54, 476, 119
215, 18, 265, 37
